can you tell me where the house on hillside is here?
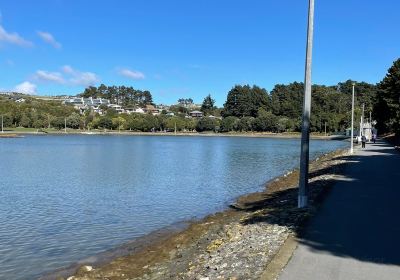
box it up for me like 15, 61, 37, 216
145, 105, 160, 116
108, 104, 124, 114
15, 98, 26, 103
189, 110, 203, 118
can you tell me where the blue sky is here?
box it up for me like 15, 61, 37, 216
0, 0, 399, 106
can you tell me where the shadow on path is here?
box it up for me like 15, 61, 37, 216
239, 140, 400, 266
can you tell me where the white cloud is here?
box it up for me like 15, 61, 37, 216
34, 70, 65, 84
118, 68, 145, 80
37, 31, 61, 49
14, 81, 37, 94
29, 66, 99, 88
0, 25, 33, 47
62, 65, 99, 86
70, 71, 99, 86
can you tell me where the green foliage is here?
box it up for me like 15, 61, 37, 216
222, 85, 269, 118
112, 116, 126, 130
220, 116, 239, 132
253, 108, 278, 132
237, 117, 254, 132
196, 117, 220, 132
80, 84, 154, 106
0, 96, 77, 129
201, 94, 216, 116
98, 116, 113, 129
66, 113, 81, 129
270, 82, 303, 118
374, 58, 400, 134
53, 117, 66, 129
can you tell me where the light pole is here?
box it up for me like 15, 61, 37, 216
1, 115, 3, 133
298, 0, 315, 208
350, 83, 355, 154
361, 103, 365, 137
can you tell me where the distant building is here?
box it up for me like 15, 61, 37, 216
64, 97, 110, 114
135, 108, 145, 114
15, 98, 26, 103
108, 104, 124, 114
64, 97, 110, 107
145, 105, 160, 115
190, 110, 203, 118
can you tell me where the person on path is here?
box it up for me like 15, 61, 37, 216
361, 135, 366, 148
372, 133, 376, 143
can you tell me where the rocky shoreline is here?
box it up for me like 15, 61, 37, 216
57, 148, 349, 280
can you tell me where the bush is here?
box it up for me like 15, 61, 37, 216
220, 116, 239, 132
196, 117, 220, 132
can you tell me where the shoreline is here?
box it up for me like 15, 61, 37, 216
4, 129, 348, 140
45, 147, 350, 280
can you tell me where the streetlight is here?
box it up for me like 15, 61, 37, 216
298, 0, 315, 208
350, 83, 355, 154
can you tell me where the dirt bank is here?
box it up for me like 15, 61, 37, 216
58, 149, 349, 280
0, 133, 22, 138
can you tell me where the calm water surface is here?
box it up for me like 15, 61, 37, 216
0, 135, 346, 279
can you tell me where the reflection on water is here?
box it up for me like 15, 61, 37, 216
0, 135, 346, 279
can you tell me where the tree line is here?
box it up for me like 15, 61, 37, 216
81, 84, 153, 106
1, 58, 399, 136
220, 81, 377, 133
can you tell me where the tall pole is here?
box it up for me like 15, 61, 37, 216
1, 115, 3, 133
369, 111, 372, 142
350, 83, 355, 154
361, 103, 365, 136
64, 117, 67, 133
324, 121, 327, 137
298, 0, 315, 208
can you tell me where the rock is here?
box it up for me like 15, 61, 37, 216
75, 265, 93, 275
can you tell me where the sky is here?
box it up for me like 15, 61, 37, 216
0, 0, 399, 106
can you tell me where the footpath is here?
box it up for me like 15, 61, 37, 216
277, 140, 400, 280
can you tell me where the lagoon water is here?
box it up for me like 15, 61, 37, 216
0, 135, 346, 279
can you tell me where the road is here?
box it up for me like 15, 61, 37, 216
278, 140, 400, 280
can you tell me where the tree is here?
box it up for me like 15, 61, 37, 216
253, 108, 278, 132
19, 114, 31, 127
66, 112, 81, 129
237, 117, 254, 132
112, 116, 126, 130
196, 117, 220, 132
222, 85, 269, 118
201, 94, 216, 116
143, 91, 154, 105
53, 117, 66, 129
98, 116, 113, 129
220, 116, 239, 132
81, 86, 98, 98
375, 58, 400, 135
270, 82, 303, 118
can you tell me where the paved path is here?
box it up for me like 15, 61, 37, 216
278, 140, 400, 280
